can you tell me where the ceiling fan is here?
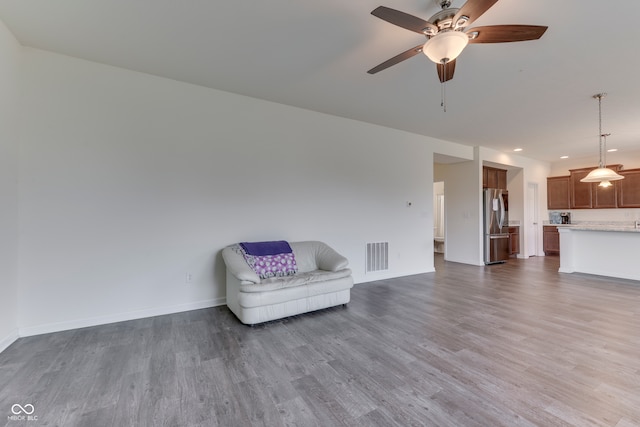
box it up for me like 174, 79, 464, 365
367, 0, 548, 83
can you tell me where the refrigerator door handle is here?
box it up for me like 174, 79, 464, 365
489, 234, 509, 239
498, 192, 505, 230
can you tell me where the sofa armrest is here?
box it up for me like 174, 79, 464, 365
222, 246, 261, 284
315, 243, 349, 272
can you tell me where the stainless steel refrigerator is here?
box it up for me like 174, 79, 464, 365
484, 188, 509, 264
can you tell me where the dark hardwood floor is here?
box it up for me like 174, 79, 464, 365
2, 255, 640, 426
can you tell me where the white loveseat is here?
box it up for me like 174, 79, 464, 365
222, 241, 353, 325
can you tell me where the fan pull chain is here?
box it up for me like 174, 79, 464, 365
440, 61, 447, 112
441, 80, 447, 112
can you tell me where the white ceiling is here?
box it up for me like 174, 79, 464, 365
1, 0, 639, 163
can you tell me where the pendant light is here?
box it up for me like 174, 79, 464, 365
580, 93, 624, 185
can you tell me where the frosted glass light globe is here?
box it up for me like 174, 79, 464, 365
423, 31, 469, 64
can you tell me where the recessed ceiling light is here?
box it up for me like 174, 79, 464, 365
513, 148, 523, 152
607, 148, 618, 152
560, 155, 569, 159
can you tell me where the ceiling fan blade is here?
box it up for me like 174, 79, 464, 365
367, 45, 424, 74
467, 25, 548, 43
371, 6, 437, 35
453, 0, 498, 28
436, 59, 456, 83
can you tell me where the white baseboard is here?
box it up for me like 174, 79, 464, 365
18, 297, 227, 337
0, 329, 19, 353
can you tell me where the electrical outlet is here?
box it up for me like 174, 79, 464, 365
185, 273, 192, 284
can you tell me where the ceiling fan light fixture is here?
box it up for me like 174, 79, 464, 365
423, 30, 469, 64
422, 26, 437, 36
454, 15, 469, 29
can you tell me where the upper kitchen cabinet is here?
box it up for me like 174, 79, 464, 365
547, 176, 570, 209
569, 167, 593, 209
593, 179, 618, 208
483, 166, 507, 190
618, 168, 640, 208
569, 165, 622, 209
548, 165, 624, 209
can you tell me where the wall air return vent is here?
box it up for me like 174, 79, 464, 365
366, 242, 389, 273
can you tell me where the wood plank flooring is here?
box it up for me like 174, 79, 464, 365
1, 255, 640, 426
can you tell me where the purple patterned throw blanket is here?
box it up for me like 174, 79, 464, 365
239, 240, 298, 280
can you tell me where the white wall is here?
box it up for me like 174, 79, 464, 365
505, 168, 524, 224
434, 160, 483, 265
16, 48, 448, 336
549, 150, 640, 176
0, 20, 21, 352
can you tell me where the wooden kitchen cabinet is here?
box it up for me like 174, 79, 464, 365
618, 168, 640, 208
483, 166, 507, 190
543, 226, 559, 255
593, 181, 618, 208
593, 164, 622, 208
547, 176, 570, 209
508, 226, 520, 255
568, 165, 622, 209
549, 164, 627, 210
569, 167, 593, 209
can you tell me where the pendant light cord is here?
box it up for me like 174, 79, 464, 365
601, 133, 610, 168
594, 93, 611, 169
597, 95, 603, 168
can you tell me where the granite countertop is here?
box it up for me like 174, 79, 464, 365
553, 222, 640, 233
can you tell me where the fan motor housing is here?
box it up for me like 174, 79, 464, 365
429, 8, 459, 30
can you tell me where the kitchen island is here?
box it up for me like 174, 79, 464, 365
558, 224, 640, 281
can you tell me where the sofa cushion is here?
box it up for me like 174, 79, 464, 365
237, 275, 354, 308
290, 241, 349, 273
239, 268, 352, 293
